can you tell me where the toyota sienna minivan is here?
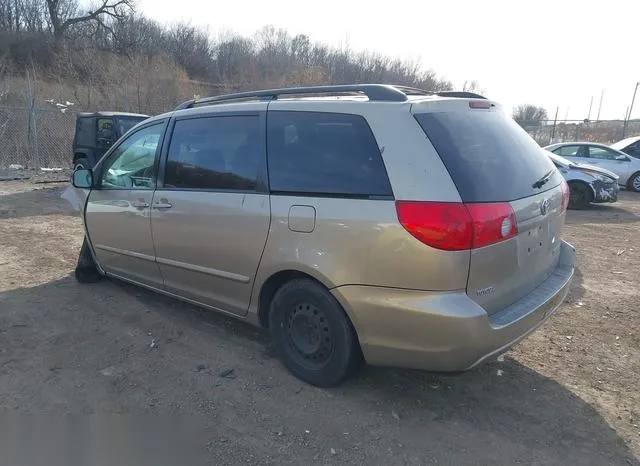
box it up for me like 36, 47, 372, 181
70, 84, 575, 386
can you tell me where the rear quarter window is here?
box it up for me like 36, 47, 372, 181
267, 111, 393, 198
415, 110, 562, 202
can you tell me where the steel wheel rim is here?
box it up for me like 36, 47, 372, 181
633, 176, 640, 191
285, 302, 333, 369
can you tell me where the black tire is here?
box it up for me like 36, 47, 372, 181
75, 237, 103, 284
268, 279, 362, 387
568, 182, 592, 210
74, 157, 90, 171
627, 172, 640, 193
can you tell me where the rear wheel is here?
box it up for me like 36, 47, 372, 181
568, 182, 592, 209
75, 237, 103, 284
268, 279, 362, 387
74, 157, 90, 171
628, 172, 640, 193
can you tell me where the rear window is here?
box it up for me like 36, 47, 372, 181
415, 110, 562, 202
267, 111, 393, 198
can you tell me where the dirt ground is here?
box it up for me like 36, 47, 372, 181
1, 180, 639, 465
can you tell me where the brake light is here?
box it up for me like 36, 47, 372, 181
395, 201, 518, 251
469, 100, 492, 109
560, 180, 570, 211
466, 203, 518, 248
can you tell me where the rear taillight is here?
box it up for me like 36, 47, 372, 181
560, 180, 570, 211
395, 201, 518, 251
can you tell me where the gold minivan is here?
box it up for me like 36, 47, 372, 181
71, 85, 575, 387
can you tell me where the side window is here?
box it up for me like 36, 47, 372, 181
99, 123, 164, 190
96, 118, 115, 147
588, 146, 617, 160
554, 145, 580, 157
266, 111, 392, 197
164, 116, 261, 191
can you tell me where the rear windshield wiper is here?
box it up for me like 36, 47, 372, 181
532, 169, 554, 189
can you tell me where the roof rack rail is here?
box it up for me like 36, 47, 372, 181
174, 84, 409, 110
437, 91, 487, 99
173, 85, 488, 111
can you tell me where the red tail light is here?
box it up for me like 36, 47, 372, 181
395, 201, 518, 251
560, 180, 570, 211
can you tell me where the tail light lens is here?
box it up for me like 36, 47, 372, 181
395, 201, 518, 251
560, 180, 570, 211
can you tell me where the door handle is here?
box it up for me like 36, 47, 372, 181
153, 200, 173, 209
132, 200, 150, 208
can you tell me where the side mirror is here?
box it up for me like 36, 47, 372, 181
72, 168, 93, 189
615, 155, 630, 161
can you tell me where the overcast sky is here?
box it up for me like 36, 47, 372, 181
138, 0, 640, 121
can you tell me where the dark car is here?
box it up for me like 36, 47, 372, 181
72, 112, 149, 170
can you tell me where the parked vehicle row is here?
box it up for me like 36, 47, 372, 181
544, 142, 640, 193
69, 84, 575, 387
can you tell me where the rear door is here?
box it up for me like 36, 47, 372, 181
151, 105, 270, 317
414, 102, 566, 314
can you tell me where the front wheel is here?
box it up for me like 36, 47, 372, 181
268, 279, 362, 387
568, 182, 592, 209
75, 237, 103, 284
628, 172, 640, 193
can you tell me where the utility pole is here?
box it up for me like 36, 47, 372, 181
587, 95, 593, 121
550, 106, 559, 144
596, 89, 604, 121
623, 82, 639, 138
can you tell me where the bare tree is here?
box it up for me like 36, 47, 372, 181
45, 0, 134, 45
513, 104, 548, 128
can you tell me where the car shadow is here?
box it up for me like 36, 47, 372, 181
0, 275, 636, 465
565, 203, 640, 225
0, 184, 78, 219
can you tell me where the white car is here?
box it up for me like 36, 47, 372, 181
610, 136, 640, 159
544, 142, 640, 192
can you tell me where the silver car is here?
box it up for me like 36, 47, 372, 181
546, 151, 619, 209
544, 142, 640, 192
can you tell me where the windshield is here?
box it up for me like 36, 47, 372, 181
116, 117, 148, 137
610, 136, 640, 151
414, 110, 562, 202
546, 150, 574, 167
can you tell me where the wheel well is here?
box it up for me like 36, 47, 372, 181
73, 153, 87, 163
258, 270, 314, 327
568, 180, 594, 200
627, 171, 640, 188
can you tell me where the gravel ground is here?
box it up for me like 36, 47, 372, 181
0, 180, 638, 465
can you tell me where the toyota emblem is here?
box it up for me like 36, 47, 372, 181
540, 198, 550, 215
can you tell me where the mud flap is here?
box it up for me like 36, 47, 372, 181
75, 236, 103, 284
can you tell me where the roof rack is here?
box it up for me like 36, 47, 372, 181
174, 84, 487, 110
437, 91, 487, 99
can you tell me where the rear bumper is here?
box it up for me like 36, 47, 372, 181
332, 241, 575, 372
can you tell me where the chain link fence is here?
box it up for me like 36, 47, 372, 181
2, 104, 640, 169
0, 106, 76, 168
525, 119, 640, 146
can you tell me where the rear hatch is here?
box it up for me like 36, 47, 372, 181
413, 100, 568, 314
